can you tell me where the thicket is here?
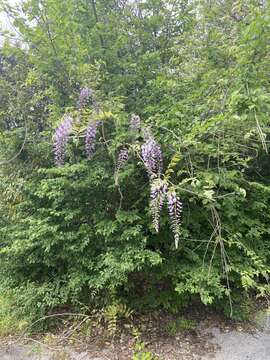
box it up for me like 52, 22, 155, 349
0, 0, 269, 330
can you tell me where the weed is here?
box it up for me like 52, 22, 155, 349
133, 341, 159, 360
0, 291, 28, 336
165, 318, 197, 336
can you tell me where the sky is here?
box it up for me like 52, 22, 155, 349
0, 0, 143, 45
0, 0, 21, 43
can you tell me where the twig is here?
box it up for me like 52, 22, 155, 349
15, 312, 92, 345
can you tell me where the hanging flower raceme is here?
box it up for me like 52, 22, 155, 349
150, 179, 168, 232
53, 115, 73, 165
85, 120, 100, 159
167, 190, 182, 248
78, 87, 100, 113
116, 147, 129, 172
130, 114, 141, 132
141, 136, 163, 177
78, 87, 93, 109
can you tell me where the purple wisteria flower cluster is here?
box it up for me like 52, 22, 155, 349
114, 113, 140, 175
140, 127, 182, 247
116, 147, 129, 172
141, 136, 163, 177
167, 190, 183, 248
53, 115, 73, 165
130, 114, 141, 132
78, 87, 100, 113
150, 180, 182, 247
78, 87, 93, 109
150, 179, 168, 232
85, 121, 100, 159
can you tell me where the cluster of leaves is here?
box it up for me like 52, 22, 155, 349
0, 0, 269, 329
165, 318, 197, 336
133, 341, 159, 360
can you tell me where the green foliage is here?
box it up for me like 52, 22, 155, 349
215, 291, 254, 322
133, 341, 159, 360
165, 318, 197, 336
103, 302, 133, 335
0, 289, 28, 336
0, 0, 270, 330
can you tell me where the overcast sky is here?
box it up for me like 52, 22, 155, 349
0, 0, 143, 45
0, 0, 22, 44
0, 8, 11, 32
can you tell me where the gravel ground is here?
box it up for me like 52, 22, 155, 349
202, 328, 270, 360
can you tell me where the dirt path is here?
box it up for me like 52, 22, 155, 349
1, 327, 269, 360
1, 310, 269, 359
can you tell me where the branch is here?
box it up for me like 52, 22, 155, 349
90, 0, 105, 48
0, 125, 28, 165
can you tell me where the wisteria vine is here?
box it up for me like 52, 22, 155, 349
141, 136, 163, 176
149, 171, 182, 247
85, 121, 100, 159
116, 147, 129, 172
78, 87, 99, 112
53, 115, 73, 165
167, 190, 183, 248
53, 89, 182, 248
130, 114, 141, 132
78, 87, 93, 109
150, 179, 167, 232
